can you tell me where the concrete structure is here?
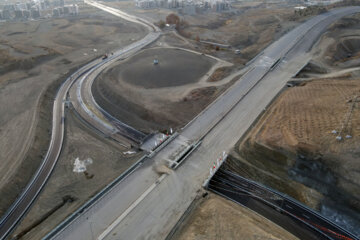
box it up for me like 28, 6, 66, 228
134, 0, 231, 12
0, 0, 79, 21
63, 4, 79, 15
34, 3, 360, 240
30, 7, 40, 18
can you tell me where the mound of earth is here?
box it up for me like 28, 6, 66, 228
333, 37, 360, 62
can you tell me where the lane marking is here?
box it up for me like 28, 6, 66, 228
97, 174, 167, 240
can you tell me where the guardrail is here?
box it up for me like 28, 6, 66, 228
9, 5, 360, 240
43, 130, 179, 239
0, 57, 103, 240
43, 153, 148, 239
208, 168, 358, 240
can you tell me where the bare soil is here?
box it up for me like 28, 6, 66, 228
229, 12, 360, 236
103, 1, 314, 65
117, 48, 216, 88
11, 109, 143, 240
171, 193, 298, 240
233, 77, 360, 235
301, 13, 360, 77
92, 45, 232, 133
0, 1, 146, 223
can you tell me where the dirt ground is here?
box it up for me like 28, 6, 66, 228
230, 14, 360, 236
93, 43, 234, 133
0, 1, 146, 220
310, 13, 360, 72
118, 48, 216, 88
171, 193, 298, 240
104, 1, 313, 64
10, 110, 143, 240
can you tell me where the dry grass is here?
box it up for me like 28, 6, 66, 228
173, 194, 298, 240
256, 79, 360, 155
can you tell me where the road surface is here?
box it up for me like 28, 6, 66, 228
44, 5, 360, 240
208, 167, 358, 240
0, 2, 159, 239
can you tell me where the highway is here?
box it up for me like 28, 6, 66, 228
0, 1, 160, 239
208, 167, 358, 240
69, 0, 160, 145
42, 5, 360, 240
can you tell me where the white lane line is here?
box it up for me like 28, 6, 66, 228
97, 174, 167, 240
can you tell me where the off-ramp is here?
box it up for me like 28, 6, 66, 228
45, 4, 360, 240
0, 1, 159, 239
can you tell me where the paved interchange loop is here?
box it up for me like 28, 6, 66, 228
1, 2, 360, 240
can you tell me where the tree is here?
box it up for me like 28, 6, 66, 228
166, 13, 180, 25
158, 20, 166, 29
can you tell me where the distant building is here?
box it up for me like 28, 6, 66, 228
134, 0, 231, 13
40, 1, 45, 10
2, 9, 12, 19
63, 4, 79, 15
15, 3, 27, 11
0, 10, 3, 19
23, 10, 30, 18
53, 8, 60, 17
14, 10, 24, 19
183, 4, 196, 15
31, 7, 41, 18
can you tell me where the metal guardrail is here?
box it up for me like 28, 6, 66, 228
0, 57, 103, 240
43, 132, 180, 239
210, 188, 332, 240
209, 168, 358, 240
13, 5, 360, 240
42, 154, 148, 239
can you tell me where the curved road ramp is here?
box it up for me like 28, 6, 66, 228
1, 2, 360, 240
205, 163, 358, 240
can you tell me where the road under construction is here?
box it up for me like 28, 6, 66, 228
206, 161, 358, 240
1, 2, 360, 240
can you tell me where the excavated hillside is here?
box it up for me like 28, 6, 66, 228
229, 14, 360, 236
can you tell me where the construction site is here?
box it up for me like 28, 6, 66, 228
226, 12, 360, 236
1, 0, 360, 239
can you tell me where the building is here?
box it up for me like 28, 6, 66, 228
14, 10, 24, 19
23, 10, 30, 18
134, 0, 231, 13
2, 9, 12, 19
53, 8, 60, 16
30, 7, 40, 18
63, 4, 79, 15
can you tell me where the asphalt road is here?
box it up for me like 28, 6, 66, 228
0, 56, 103, 239
70, 0, 160, 145
208, 168, 358, 240
0, 1, 159, 239
45, 5, 360, 240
